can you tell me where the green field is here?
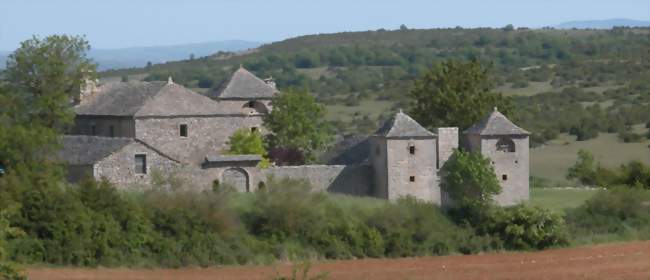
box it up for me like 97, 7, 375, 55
529, 188, 599, 212
531, 132, 650, 184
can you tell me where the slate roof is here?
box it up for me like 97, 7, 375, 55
204, 154, 262, 163
212, 66, 278, 100
60, 135, 133, 165
75, 80, 239, 117
464, 108, 530, 136
375, 111, 436, 138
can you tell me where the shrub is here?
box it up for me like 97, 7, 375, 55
566, 187, 650, 240
440, 149, 501, 208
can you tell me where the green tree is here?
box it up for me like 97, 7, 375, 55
226, 128, 270, 168
5, 35, 96, 130
409, 60, 513, 131
566, 149, 600, 186
0, 210, 26, 280
264, 89, 333, 162
440, 149, 501, 208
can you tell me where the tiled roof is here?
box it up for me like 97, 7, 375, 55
204, 154, 262, 163
375, 111, 436, 138
212, 66, 277, 100
60, 135, 133, 165
464, 108, 530, 136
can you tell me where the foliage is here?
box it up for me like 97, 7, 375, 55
0, 210, 26, 280
272, 263, 329, 280
566, 150, 650, 188
226, 129, 271, 168
409, 59, 514, 130
440, 149, 502, 208
566, 187, 650, 243
5, 35, 96, 130
264, 89, 333, 163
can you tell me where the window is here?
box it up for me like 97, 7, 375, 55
409, 176, 415, 182
109, 125, 115, 137
251, 127, 258, 133
496, 137, 515, 152
180, 124, 188, 137
135, 154, 147, 174
247, 101, 256, 108
91, 125, 96, 136
409, 145, 416, 155
502, 174, 508, 181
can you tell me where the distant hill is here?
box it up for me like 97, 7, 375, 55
0, 40, 262, 70
557, 18, 650, 29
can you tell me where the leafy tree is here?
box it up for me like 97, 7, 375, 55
0, 210, 26, 280
226, 129, 270, 168
5, 35, 96, 130
566, 149, 600, 186
264, 89, 333, 163
440, 149, 501, 208
409, 60, 513, 131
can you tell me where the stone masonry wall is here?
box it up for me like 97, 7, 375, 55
263, 165, 373, 196
435, 127, 458, 169
94, 141, 179, 188
135, 115, 264, 164
386, 138, 440, 204
480, 136, 530, 206
72, 116, 136, 138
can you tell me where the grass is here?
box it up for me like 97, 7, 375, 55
531, 132, 650, 184
497, 81, 555, 97
529, 188, 599, 213
324, 99, 392, 122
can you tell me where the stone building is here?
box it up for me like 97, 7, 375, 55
61, 67, 530, 206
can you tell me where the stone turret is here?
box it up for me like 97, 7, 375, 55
369, 111, 441, 204
464, 107, 530, 205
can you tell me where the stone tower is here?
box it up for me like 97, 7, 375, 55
369, 111, 441, 204
464, 108, 530, 205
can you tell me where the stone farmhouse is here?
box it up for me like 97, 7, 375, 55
62, 67, 530, 206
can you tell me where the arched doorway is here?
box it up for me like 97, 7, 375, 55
221, 168, 250, 192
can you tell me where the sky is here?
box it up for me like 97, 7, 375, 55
1, 0, 649, 51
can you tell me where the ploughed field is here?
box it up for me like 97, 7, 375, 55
27, 241, 650, 280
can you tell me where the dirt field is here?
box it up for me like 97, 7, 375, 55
27, 241, 650, 280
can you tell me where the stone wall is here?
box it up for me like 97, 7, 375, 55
479, 136, 530, 206
385, 138, 440, 204
72, 116, 135, 138
435, 127, 458, 169
263, 165, 373, 196
135, 115, 264, 164
369, 137, 389, 199
94, 141, 179, 187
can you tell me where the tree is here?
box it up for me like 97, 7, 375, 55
566, 149, 599, 186
264, 89, 333, 163
226, 129, 270, 168
0, 210, 26, 280
5, 35, 96, 130
409, 60, 513, 131
440, 149, 501, 208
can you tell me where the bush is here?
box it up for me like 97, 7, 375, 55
566, 187, 650, 243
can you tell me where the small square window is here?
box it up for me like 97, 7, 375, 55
251, 127, 258, 133
109, 125, 115, 137
409, 176, 415, 182
502, 174, 508, 181
135, 154, 147, 174
180, 124, 188, 137
409, 146, 416, 155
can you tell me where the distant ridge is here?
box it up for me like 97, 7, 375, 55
557, 18, 650, 29
0, 40, 262, 70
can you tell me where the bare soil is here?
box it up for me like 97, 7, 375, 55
26, 241, 650, 280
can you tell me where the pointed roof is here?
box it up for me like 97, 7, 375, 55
213, 66, 278, 100
464, 107, 530, 136
74, 81, 241, 117
375, 111, 436, 138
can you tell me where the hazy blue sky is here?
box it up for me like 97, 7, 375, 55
1, 0, 649, 50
